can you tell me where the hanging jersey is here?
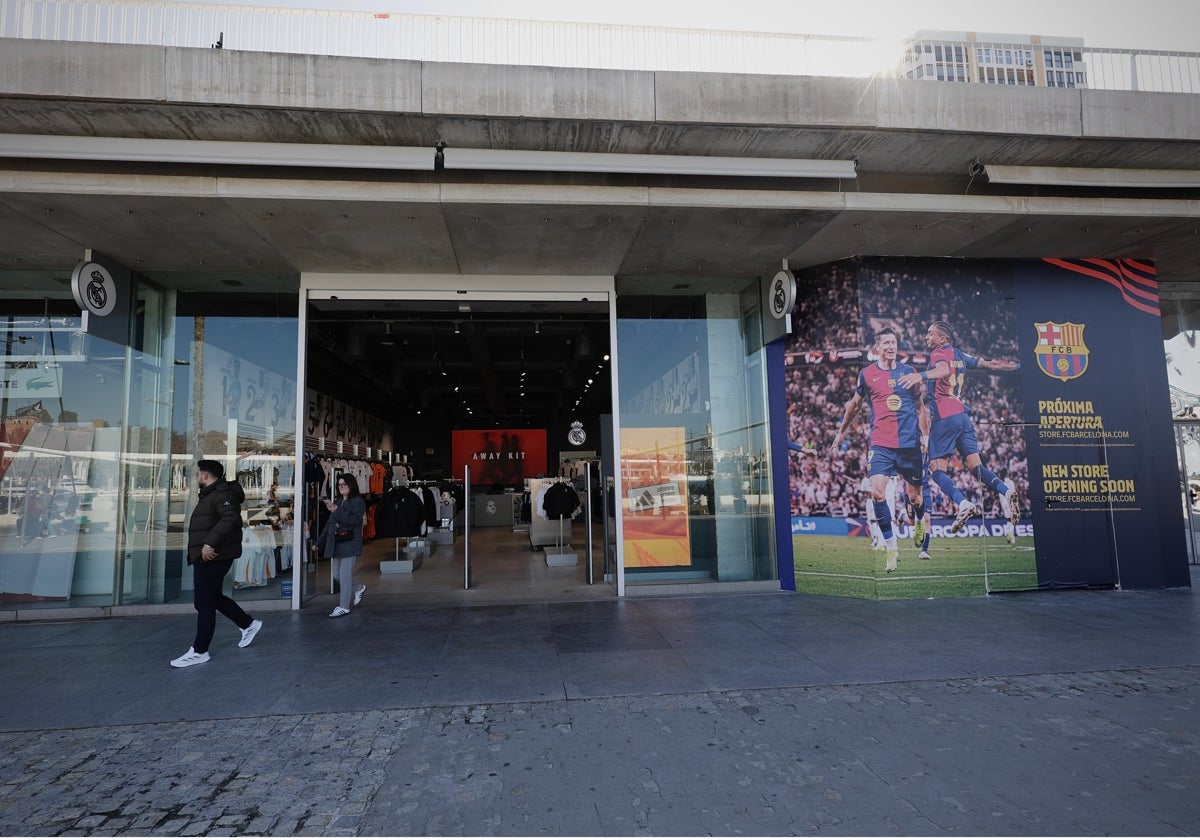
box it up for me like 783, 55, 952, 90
420, 485, 439, 527
541, 482, 581, 519
374, 486, 425, 537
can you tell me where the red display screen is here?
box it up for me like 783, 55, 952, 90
451, 429, 547, 485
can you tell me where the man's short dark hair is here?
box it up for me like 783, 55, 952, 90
873, 326, 898, 344
196, 459, 225, 479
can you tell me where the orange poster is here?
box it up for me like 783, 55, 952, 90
620, 426, 691, 567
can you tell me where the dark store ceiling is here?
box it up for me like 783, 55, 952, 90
305, 298, 612, 429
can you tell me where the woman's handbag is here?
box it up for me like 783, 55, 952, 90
334, 525, 353, 542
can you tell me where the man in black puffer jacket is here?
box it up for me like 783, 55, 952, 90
170, 460, 262, 668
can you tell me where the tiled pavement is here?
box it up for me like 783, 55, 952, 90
1, 570, 1198, 836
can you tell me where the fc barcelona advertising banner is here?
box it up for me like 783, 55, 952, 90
1014, 258, 1185, 590
784, 256, 1188, 598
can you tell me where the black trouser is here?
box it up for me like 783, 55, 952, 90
192, 556, 253, 654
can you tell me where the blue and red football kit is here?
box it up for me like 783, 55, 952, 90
925, 345, 982, 460
924, 344, 1012, 509
855, 362, 923, 485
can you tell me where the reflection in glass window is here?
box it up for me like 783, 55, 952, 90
616, 292, 775, 584
172, 295, 299, 603
0, 285, 298, 612
1162, 294, 1200, 564
0, 299, 151, 610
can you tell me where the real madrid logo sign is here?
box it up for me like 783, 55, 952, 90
568, 420, 587, 446
769, 270, 797, 320
71, 260, 117, 318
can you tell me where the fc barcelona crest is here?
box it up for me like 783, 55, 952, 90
1034, 321, 1089, 381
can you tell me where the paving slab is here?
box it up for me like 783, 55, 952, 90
0, 568, 1198, 835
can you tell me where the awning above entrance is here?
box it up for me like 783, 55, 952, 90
1, 169, 1197, 293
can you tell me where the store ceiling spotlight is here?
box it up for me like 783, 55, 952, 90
445, 147, 858, 179
454, 322, 461, 334
976, 161, 1200, 188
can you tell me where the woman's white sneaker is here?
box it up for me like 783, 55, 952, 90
330, 606, 350, 617
170, 647, 210, 668
354, 584, 366, 606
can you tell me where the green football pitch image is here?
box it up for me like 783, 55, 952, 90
793, 535, 1039, 599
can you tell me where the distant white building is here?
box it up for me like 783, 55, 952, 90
900, 30, 1089, 88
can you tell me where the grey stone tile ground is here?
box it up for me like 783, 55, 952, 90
1, 667, 1198, 836
4, 578, 1200, 836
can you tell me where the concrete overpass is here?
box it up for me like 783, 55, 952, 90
1, 37, 1198, 294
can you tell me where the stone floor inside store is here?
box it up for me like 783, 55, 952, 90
308, 521, 619, 609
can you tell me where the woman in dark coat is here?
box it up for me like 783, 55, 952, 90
315, 472, 366, 617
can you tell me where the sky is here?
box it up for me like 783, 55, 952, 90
189, 0, 1200, 52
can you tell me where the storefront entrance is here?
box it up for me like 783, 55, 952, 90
0, 271, 782, 616
297, 277, 620, 605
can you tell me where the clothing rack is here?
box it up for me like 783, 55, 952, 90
374, 480, 430, 573
512, 491, 529, 532
528, 477, 579, 566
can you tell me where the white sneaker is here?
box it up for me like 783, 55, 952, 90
330, 606, 350, 617
238, 619, 262, 648
353, 584, 366, 606
170, 647, 210, 668
885, 549, 899, 573
918, 550, 931, 560
951, 500, 977, 534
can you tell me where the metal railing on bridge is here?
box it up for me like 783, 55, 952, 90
3, 0, 1198, 94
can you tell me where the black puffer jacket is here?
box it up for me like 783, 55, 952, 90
187, 479, 246, 565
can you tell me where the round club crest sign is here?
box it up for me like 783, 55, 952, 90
769, 269, 797, 320
568, 420, 587, 446
71, 260, 117, 318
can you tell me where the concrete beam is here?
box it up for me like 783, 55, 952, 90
165, 47, 423, 113
0, 38, 167, 101
423, 62, 655, 122
876, 78, 1082, 136
653, 72, 876, 127
1082, 89, 1200, 144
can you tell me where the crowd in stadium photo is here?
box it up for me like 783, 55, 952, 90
785, 259, 1029, 524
